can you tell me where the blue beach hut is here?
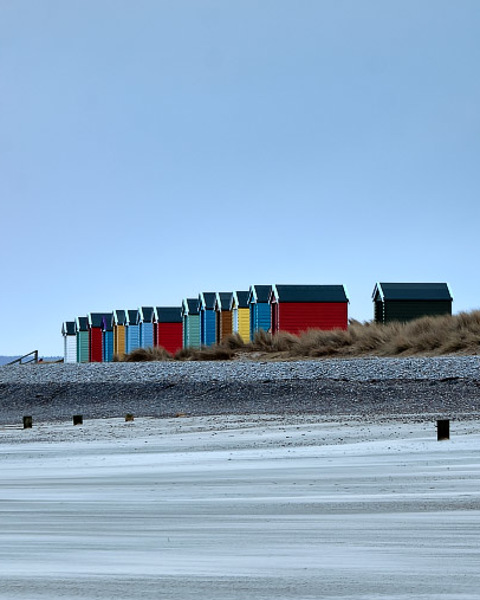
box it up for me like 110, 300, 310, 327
248, 285, 272, 341
198, 292, 217, 347
125, 309, 140, 354
138, 306, 155, 349
102, 316, 114, 362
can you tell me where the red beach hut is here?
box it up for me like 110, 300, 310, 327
88, 312, 112, 362
154, 307, 183, 355
269, 285, 349, 335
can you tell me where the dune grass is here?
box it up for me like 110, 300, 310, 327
116, 310, 480, 361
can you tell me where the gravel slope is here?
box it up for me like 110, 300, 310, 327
0, 357, 479, 424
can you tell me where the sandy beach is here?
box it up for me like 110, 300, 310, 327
1, 413, 479, 599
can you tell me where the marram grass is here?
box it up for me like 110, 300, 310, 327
117, 310, 480, 362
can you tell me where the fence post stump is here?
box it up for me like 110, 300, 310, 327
73, 415, 83, 426
23, 416, 33, 429
437, 419, 450, 441
125, 413, 134, 422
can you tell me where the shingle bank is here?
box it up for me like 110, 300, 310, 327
0, 357, 479, 424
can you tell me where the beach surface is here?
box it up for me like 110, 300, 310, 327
1, 413, 479, 599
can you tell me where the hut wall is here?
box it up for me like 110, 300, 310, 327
103, 331, 114, 362
274, 302, 348, 335
236, 308, 250, 342
125, 325, 140, 354
184, 315, 201, 348
139, 322, 154, 349
64, 336, 77, 363
383, 300, 452, 323
250, 303, 271, 340
157, 323, 183, 355
89, 328, 103, 362
113, 325, 126, 356
77, 331, 89, 363
201, 310, 216, 346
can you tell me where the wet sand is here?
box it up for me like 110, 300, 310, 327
1, 414, 479, 599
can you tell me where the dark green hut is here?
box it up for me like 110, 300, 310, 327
372, 282, 453, 324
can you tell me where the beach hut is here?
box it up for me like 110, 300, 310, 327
138, 307, 155, 349
102, 316, 114, 362
372, 282, 453, 324
75, 316, 89, 363
248, 285, 272, 341
214, 292, 233, 344
154, 307, 183, 355
125, 309, 140, 354
199, 292, 217, 346
181, 298, 201, 348
61, 321, 77, 363
88, 313, 112, 362
112, 309, 126, 357
269, 285, 349, 335
230, 291, 250, 343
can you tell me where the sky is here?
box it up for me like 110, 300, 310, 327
1, 0, 479, 356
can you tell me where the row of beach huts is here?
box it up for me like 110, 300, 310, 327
61, 282, 454, 363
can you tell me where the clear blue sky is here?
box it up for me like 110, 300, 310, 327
1, 1, 479, 356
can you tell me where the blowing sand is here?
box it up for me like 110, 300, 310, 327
0, 413, 479, 599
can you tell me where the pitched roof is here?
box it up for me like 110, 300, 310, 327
88, 312, 112, 328
126, 310, 139, 325
113, 309, 126, 326
182, 298, 199, 316
62, 321, 75, 336
75, 316, 89, 332
154, 306, 182, 323
138, 306, 154, 323
372, 282, 453, 302
231, 290, 249, 310
215, 292, 233, 311
271, 285, 349, 303
102, 315, 113, 331
247, 285, 272, 304
199, 292, 216, 310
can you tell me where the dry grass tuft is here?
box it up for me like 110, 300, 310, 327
120, 346, 174, 362
219, 333, 247, 350
118, 311, 480, 361
174, 345, 235, 361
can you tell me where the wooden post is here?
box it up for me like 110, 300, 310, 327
125, 413, 134, 422
23, 416, 33, 429
437, 419, 450, 441
73, 414, 83, 426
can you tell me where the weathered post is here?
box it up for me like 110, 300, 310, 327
73, 414, 83, 426
23, 416, 33, 429
437, 419, 450, 441
125, 413, 134, 422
